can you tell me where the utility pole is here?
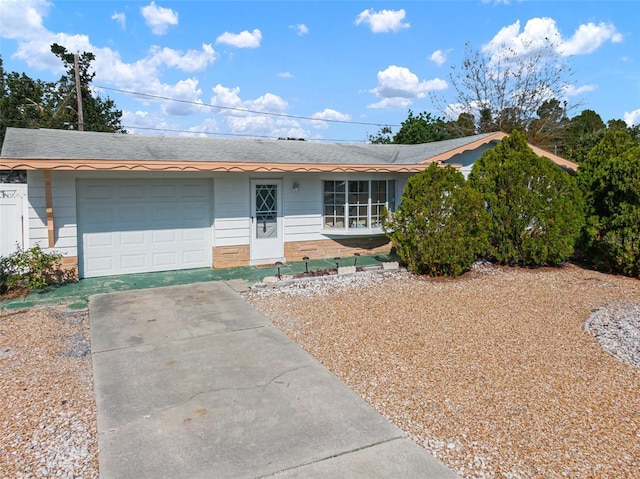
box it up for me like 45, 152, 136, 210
74, 52, 84, 131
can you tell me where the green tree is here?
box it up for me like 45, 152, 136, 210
0, 58, 55, 148
577, 130, 640, 277
529, 99, 569, 155
468, 130, 584, 266
393, 110, 457, 144
447, 112, 476, 137
367, 110, 462, 145
49, 43, 124, 133
564, 109, 606, 164
367, 125, 393, 144
384, 163, 490, 277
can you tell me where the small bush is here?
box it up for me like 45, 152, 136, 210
468, 130, 584, 266
0, 245, 70, 296
384, 163, 490, 277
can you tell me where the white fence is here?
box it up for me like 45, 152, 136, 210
0, 184, 28, 257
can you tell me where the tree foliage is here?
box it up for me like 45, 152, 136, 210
368, 110, 463, 144
577, 130, 640, 277
0, 45, 124, 151
468, 130, 584, 266
384, 163, 490, 277
49, 43, 124, 133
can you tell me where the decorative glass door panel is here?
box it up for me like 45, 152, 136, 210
255, 184, 277, 239
250, 180, 283, 263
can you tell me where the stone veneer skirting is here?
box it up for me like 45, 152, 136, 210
284, 236, 391, 263
213, 237, 391, 269
213, 245, 251, 268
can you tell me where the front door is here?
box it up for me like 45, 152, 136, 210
250, 179, 283, 264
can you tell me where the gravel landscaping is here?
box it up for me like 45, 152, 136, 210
0, 307, 98, 479
244, 263, 640, 479
1, 262, 638, 478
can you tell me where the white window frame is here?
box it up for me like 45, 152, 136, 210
323, 179, 396, 232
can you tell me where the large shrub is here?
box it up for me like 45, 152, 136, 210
577, 130, 640, 277
468, 130, 584, 266
384, 163, 490, 277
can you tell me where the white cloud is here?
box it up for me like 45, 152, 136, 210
209, 84, 305, 138
561, 84, 596, 97
624, 109, 640, 127
290, 24, 309, 36
429, 49, 447, 66
368, 97, 413, 110
277, 72, 293, 78
111, 12, 126, 29
355, 9, 409, 33
369, 65, 447, 107
0, 0, 50, 40
146, 44, 216, 72
140, 1, 178, 35
159, 78, 203, 116
310, 109, 351, 129
483, 17, 623, 61
216, 29, 262, 48
560, 22, 623, 56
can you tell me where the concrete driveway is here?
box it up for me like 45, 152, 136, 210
90, 281, 459, 478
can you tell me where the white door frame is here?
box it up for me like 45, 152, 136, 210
249, 179, 284, 265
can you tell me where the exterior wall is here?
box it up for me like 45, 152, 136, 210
24, 170, 405, 273
26, 170, 78, 258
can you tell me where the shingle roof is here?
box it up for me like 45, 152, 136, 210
0, 127, 577, 173
1, 128, 496, 164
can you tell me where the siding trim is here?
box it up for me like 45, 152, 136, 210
43, 169, 55, 247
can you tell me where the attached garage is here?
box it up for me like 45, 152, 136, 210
77, 179, 212, 278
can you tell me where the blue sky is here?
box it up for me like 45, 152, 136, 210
1, 0, 638, 143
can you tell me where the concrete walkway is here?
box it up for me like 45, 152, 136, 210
90, 281, 459, 478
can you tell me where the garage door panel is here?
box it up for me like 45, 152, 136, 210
182, 228, 206, 242
151, 184, 177, 198
82, 184, 113, 200
85, 232, 114, 247
152, 230, 177, 244
183, 250, 206, 265
119, 206, 148, 224
151, 204, 179, 222
182, 183, 209, 198
78, 179, 212, 278
120, 231, 146, 246
152, 252, 178, 267
121, 253, 147, 270
118, 185, 146, 199
86, 257, 114, 274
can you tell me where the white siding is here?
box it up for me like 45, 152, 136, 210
26, 170, 78, 258
213, 174, 251, 247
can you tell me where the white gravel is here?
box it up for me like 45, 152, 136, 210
0, 306, 98, 479
244, 263, 640, 479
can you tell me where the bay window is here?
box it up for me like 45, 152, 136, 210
323, 179, 396, 230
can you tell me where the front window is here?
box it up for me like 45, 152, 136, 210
323, 179, 396, 230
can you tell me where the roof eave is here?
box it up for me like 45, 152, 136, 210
0, 158, 442, 174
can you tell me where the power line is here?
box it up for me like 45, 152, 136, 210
94, 85, 400, 128
0, 118, 370, 143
